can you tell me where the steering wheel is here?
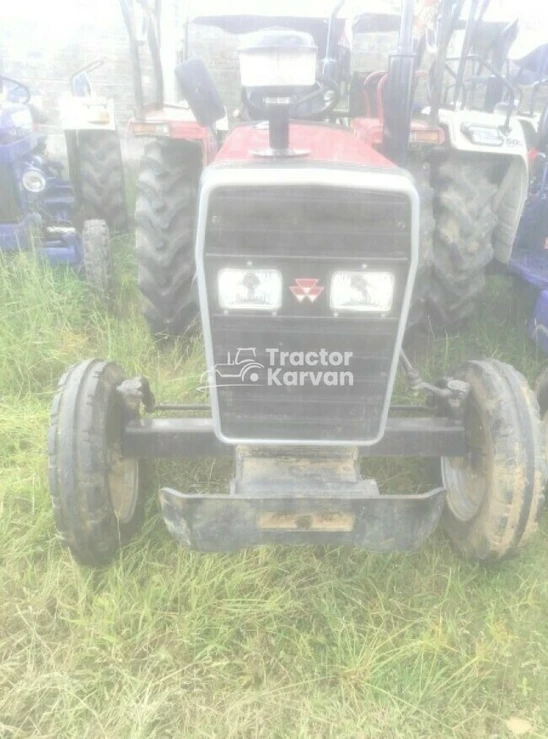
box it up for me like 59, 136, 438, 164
243, 77, 341, 122
1, 76, 31, 104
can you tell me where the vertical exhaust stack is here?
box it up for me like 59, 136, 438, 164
238, 29, 318, 157
381, 0, 417, 166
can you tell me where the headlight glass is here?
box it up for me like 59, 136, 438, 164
330, 271, 395, 313
461, 123, 504, 147
218, 268, 283, 311
86, 104, 110, 124
21, 168, 47, 194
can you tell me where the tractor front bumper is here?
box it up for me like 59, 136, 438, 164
121, 415, 464, 553
159, 485, 445, 553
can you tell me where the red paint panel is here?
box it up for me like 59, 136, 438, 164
134, 108, 219, 164
295, 278, 319, 289
352, 117, 384, 148
215, 122, 395, 168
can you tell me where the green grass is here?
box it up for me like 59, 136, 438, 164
1, 245, 548, 738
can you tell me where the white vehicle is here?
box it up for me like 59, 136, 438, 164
60, 61, 128, 233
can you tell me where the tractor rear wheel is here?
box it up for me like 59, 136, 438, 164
135, 139, 201, 336
82, 219, 114, 302
441, 359, 544, 560
427, 154, 498, 328
48, 360, 146, 567
76, 131, 128, 233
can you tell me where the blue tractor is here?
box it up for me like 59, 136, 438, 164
507, 105, 548, 352
502, 39, 548, 353
0, 74, 113, 298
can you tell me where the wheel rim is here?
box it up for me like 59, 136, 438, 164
536, 375, 548, 422
442, 403, 488, 523
108, 442, 139, 524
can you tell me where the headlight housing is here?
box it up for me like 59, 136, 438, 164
461, 123, 504, 147
86, 104, 110, 125
21, 168, 47, 194
238, 30, 317, 89
330, 271, 395, 314
218, 268, 283, 311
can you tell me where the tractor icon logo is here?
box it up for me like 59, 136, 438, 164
215, 348, 265, 384
198, 348, 265, 392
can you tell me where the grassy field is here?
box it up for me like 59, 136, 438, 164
1, 243, 548, 738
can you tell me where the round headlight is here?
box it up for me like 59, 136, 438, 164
22, 168, 47, 194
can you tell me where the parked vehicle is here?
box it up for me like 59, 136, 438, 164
47, 0, 545, 567
507, 105, 548, 351
118, 0, 529, 335
61, 60, 128, 233
0, 73, 113, 299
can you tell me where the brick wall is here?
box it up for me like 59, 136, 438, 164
2, 2, 132, 123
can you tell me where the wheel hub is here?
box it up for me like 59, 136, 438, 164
441, 404, 488, 523
108, 443, 139, 524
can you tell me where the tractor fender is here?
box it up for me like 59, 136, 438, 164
517, 115, 539, 150
169, 123, 218, 166
438, 109, 529, 264
59, 95, 117, 132
129, 116, 219, 166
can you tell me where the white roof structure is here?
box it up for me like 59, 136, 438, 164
187, 0, 396, 24
509, 30, 548, 62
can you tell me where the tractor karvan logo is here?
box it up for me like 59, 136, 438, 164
201, 348, 354, 390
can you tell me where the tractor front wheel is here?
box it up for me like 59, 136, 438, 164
441, 359, 544, 560
82, 219, 114, 301
135, 139, 201, 336
48, 360, 145, 567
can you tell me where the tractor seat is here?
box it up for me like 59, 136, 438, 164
362, 71, 386, 118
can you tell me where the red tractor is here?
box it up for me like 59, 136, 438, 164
47, 0, 545, 567
121, 0, 529, 335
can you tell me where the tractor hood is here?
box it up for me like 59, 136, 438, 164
214, 122, 395, 168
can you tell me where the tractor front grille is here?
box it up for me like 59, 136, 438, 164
0, 162, 23, 223
199, 166, 417, 445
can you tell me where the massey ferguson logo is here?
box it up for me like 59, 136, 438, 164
202, 347, 354, 390
290, 278, 324, 303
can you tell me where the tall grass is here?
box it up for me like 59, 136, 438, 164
1, 248, 548, 737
